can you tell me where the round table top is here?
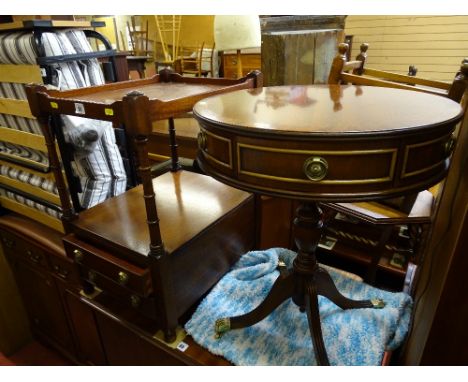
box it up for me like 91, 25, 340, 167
193, 85, 462, 137
193, 85, 463, 201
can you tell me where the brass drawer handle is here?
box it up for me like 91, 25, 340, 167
2, 237, 14, 249
73, 249, 84, 263
27, 250, 41, 264
118, 271, 129, 285
303, 157, 328, 181
53, 264, 69, 279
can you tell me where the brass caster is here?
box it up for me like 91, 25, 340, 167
214, 317, 231, 339
370, 298, 386, 309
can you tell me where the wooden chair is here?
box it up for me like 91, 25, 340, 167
25, 70, 264, 342
325, 43, 468, 286
179, 42, 205, 77
328, 43, 467, 102
179, 42, 216, 77
199, 42, 216, 78
154, 15, 182, 71
126, 17, 152, 58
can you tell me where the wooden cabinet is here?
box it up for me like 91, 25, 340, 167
62, 289, 107, 365
222, 53, 261, 79
0, 217, 78, 360
0, 213, 113, 365
0, 213, 232, 365
0, 241, 30, 355
8, 258, 75, 354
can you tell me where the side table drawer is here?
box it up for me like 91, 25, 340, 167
63, 234, 153, 297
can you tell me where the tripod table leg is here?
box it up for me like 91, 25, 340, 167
305, 280, 330, 366
214, 271, 295, 338
315, 267, 385, 310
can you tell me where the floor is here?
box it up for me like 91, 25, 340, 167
0, 340, 72, 366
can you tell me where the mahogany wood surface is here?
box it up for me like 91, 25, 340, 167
194, 85, 461, 135
31, 71, 263, 124
71, 171, 253, 259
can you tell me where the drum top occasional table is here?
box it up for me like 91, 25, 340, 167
193, 84, 463, 365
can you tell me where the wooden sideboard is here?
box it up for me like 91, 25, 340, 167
0, 212, 230, 365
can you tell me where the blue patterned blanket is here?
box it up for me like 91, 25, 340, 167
185, 248, 412, 366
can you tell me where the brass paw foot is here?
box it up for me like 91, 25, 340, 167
370, 298, 386, 309
214, 317, 231, 339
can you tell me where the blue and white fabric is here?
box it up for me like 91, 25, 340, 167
185, 247, 413, 366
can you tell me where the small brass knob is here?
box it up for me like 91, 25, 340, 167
197, 130, 207, 150
2, 237, 14, 248
303, 157, 328, 181
73, 249, 84, 263
130, 295, 141, 308
118, 271, 129, 285
27, 251, 41, 263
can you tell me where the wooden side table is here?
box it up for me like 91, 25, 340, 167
194, 84, 463, 365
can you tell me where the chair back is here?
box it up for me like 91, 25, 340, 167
325, 43, 468, 286
180, 42, 205, 76
200, 42, 216, 77
180, 42, 216, 77
127, 17, 151, 57
328, 43, 468, 103
155, 15, 182, 63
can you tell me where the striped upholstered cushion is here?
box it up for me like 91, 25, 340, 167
0, 163, 58, 194
65, 30, 106, 86
0, 81, 28, 99
39, 30, 127, 208
0, 141, 49, 169
0, 30, 127, 210
0, 113, 43, 135
0, 32, 37, 64
0, 187, 61, 218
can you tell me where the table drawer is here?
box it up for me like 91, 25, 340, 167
78, 263, 158, 320
63, 234, 152, 297
0, 230, 49, 270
